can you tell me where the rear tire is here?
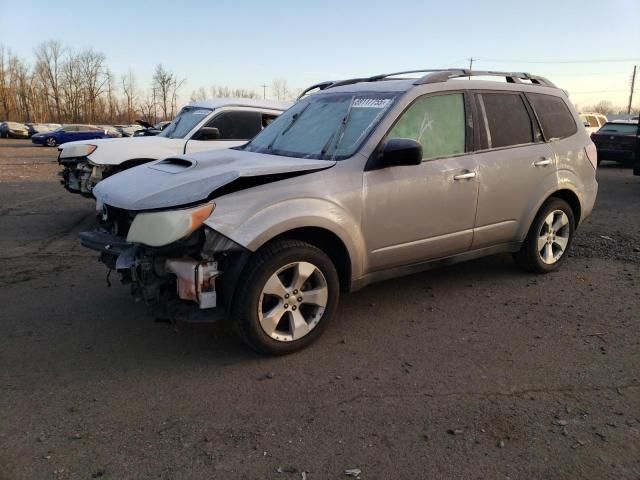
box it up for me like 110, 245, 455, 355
231, 239, 339, 355
513, 198, 575, 274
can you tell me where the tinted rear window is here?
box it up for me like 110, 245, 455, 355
528, 93, 577, 140
481, 93, 535, 148
598, 123, 639, 135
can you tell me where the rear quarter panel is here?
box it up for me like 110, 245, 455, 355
551, 118, 598, 227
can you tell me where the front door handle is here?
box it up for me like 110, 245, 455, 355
534, 157, 552, 167
453, 170, 476, 180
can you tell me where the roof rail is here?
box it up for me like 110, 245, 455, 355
413, 69, 557, 87
299, 69, 556, 99
297, 81, 335, 99
323, 70, 448, 92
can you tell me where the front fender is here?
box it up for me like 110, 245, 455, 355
205, 198, 366, 281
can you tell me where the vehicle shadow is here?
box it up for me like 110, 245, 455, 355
61, 253, 524, 371
0, 250, 530, 387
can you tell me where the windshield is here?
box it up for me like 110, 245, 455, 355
158, 106, 213, 139
244, 92, 399, 160
599, 123, 639, 135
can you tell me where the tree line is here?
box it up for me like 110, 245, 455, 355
0, 40, 298, 125
578, 100, 638, 116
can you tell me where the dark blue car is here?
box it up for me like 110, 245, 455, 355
31, 124, 112, 147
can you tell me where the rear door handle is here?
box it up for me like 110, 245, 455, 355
534, 157, 552, 167
453, 170, 476, 180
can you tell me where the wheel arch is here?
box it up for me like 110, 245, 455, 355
550, 189, 582, 225
518, 186, 583, 242
268, 227, 353, 292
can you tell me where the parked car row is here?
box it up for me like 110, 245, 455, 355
54, 69, 599, 355
0, 120, 171, 144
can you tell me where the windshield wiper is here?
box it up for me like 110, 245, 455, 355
266, 103, 311, 151
163, 116, 182, 138
320, 97, 356, 160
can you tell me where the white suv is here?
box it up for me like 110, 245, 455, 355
579, 112, 608, 135
58, 98, 290, 196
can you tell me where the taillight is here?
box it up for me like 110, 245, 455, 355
585, 141, 598, 169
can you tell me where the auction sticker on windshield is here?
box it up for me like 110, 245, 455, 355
353, 98, 391, 109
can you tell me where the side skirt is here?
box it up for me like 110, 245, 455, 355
350, 242, 522, 292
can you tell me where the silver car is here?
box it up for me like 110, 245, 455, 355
81, 69, 598, 354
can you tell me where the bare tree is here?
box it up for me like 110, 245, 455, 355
0, 39, 285, 124
583, 100, 615, 115
33, 40, 64, 122
271, 79, 288, 101
121, 69, 137, 123
78, 49, 107, 122
190, 86, 207, 102
139, 90, 157, 123
0, 46, 13, 119
152, 64, 175, 120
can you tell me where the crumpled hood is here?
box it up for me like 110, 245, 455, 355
93, 148, 336, 211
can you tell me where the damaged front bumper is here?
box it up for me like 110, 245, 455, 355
58, 156, 108, 197
79, 228, 235, 322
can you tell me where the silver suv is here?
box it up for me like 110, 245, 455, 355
80, 69, 598, 355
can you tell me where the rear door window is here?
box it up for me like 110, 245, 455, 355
480, 93, 536, 148
388, 93, 466, 160
207, 111, 262, 140
527, 93, 577, 140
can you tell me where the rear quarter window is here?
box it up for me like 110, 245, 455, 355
480, 92, 537, 148
527, 93, 577, 140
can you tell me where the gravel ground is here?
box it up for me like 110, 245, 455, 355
0, 138, 638, 480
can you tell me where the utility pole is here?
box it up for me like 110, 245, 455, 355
627, 65, 636, 115
260, 84, 268, 99
468, 57, 474, 79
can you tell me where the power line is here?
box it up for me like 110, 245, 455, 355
569, 89, 629, 94
477, 58, 640, 64
544, 71, 632, 77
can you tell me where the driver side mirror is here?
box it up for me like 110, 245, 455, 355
374, 138, 423, 169
193, 127, 221, 141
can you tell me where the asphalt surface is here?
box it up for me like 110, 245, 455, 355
0, 138, 639, 480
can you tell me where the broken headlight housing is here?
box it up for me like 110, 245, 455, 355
126, 203, 215, 247
59, 144, 98, 159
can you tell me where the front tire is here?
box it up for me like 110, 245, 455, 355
514, 198, 575, 273
46, 137, 57, 147
231, 239, 339, 355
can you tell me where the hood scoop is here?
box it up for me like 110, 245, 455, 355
149, 157, 196, 173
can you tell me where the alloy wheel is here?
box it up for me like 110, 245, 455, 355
258, 261, 328, 342
537, 210, 570, 264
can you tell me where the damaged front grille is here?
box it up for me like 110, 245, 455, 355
100, 204, 137, 237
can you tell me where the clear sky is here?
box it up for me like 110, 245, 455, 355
1, 0, 639, 108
